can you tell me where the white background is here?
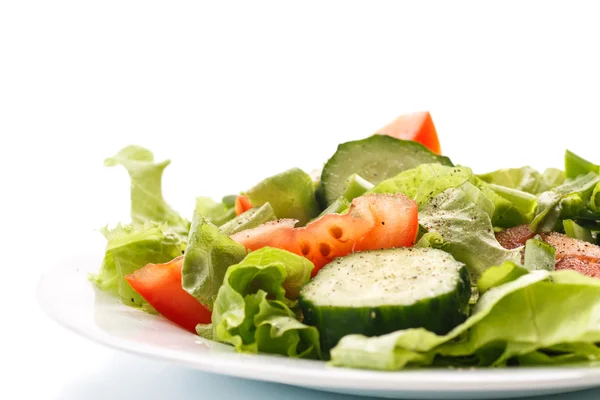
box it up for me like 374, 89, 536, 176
2, 1, 600, 399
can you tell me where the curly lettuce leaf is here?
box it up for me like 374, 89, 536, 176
330, 267, 600, 370
105, 145, 190, 237
418, 182, 521, 281
195, 196, 236, 227
368, 164, 476, 203
90, 222, 185, 308
206, 247, 319, 359
478, 166, 565, 195
181, 213, 248, 309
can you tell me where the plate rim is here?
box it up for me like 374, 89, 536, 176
38, 255, 600, 395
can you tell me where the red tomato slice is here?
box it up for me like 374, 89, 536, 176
231, 194, 418, 276
377, 111, 442, 155
125, 256, 212, 333
235, 195, 253, 216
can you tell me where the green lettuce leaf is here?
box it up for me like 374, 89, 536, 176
565, 149, 600, 179
206, 247, 320, 359
90, 222, 185, 308
531, 172, 600, 233
105, 146, 190, 237
330, 268, 600, 370
245, 168, 320, 226
181, 212, 248, 309
478, 183, 538, 228
195, 196, 237, 227
368, 164, 476, 203
418, 182, 521, 281
478, 166, 565, 194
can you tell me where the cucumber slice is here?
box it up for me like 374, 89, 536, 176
219, 202, 277, 236
320, 135, 453, 206
299, 248, 470, 353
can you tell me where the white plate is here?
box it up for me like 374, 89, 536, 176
39, 254, 600, 399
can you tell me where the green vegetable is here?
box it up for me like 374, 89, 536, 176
315, 197, 350, 219
418, 182, 522, 281
195, 196, 236, 227
368, 164, 473, 204
219, 203, 277, 236
531, 172, 600, 233
321, 135, 453, 206
476, 262, 528, 295
523, 238, 555, 271
563, 219, 595, 243
245, 168, 319, 226
91, 222, 185, 308
330, 267, 600, 370
181, 213, 248, 309
299, 248, 470, 353
205, 247, 320, 358
565, 149, 599, 179
478, 166, 565, 195
342, 173, 374, 201
104, 145, 190, 238
479, 183, 538, 228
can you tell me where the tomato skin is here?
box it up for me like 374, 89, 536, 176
125, 256, 212, 333
377, 111, 442, 155
231, 194, 419, 276
235, 195, 253, 216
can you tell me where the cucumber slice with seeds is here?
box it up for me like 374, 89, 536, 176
299, 247, 470, 353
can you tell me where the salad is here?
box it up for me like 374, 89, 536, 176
91, 111, 600, 370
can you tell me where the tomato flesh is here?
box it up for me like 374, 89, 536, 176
231, 194, 419, 276
377, 111, 442, 155
235, 195, 253, 215
125, 256, 212, 332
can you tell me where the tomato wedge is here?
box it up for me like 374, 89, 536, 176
231, 194, 418, 276
235, 195, 253, 215
377, 111, 442, 155
125, 256, 212, 332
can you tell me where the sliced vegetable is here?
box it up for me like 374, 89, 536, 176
219, 203, 277, 236
299, 248, 470, 352
320, 135, 452, 206
330, 268, 600, 370
234, 195, 253, 216
231, 194, 419, 275
315, 197, 350, 219
182, 213, 248, 309
206, 247, 320, 358
523, 238, 555, 271
376, 111, 442, 155
125, 256, 212, 333
245, 168, 319, 225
